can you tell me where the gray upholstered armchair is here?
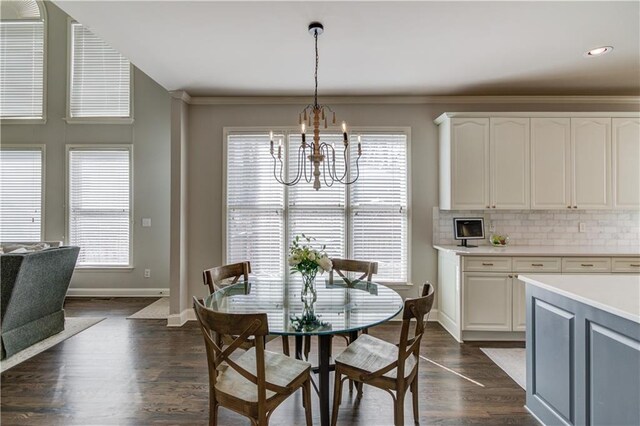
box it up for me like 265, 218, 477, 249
1, 246, 80, 359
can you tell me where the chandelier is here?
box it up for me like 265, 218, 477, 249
270, 22, 361, 191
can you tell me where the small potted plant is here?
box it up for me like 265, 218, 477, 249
288, 234, 333, 302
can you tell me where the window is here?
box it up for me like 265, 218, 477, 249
0, 0, 45, 120
0, 146, 44, 241
225, 130, 409, 283
68, 22, 131, 121
67, 146, 132, 267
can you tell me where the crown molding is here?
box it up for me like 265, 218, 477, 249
169, 90, 192, 103
177, 94, 640, 106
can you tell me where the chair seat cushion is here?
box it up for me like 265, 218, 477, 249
335, 334, 417, 379
215, 348, 310, 402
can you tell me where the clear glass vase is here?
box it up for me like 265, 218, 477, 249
300, 271, 317, 305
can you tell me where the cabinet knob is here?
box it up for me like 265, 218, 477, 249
486, 205, 490, 209
573, 205, 578, 209
581, 263, 594, 267
567, 206, 571, 209
531, 263, 544, 267
508, 274, 513, 278
482, 263, 494, 266
492, 205, 496, 208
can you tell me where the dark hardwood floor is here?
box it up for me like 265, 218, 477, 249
1, 298, 536, 425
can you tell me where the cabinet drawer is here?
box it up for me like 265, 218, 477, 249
513, 257, 562, 273
463, 257, 512, 272
612, 257, 640, 273
562, 257, 611, 273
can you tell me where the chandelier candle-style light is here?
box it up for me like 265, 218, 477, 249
270, 22, 361, 191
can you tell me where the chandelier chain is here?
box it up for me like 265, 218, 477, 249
314, 31, 319, 108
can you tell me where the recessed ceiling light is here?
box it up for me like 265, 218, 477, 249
585, 46, 613, 57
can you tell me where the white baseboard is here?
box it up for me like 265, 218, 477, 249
66, 288, 170, 297
167, 308, 195, 327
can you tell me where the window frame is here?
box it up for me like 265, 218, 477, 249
0, 144, 46, 241
65, 144, 134, 269
222, 126, 412, 285
0, 0, 48, 124
65, 18, 134, 125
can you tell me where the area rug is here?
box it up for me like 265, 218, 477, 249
480, 347, 526, 390
1, 317, 105, 372
127, 297, 169, 319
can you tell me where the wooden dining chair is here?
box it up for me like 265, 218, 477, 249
202, 262, 291, 356
331, 282, 435, 426
203, 261, 251, 294
302, 258, 378, 361
193, 297, 313, 426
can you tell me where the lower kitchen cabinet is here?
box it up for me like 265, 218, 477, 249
512, 277, 526, 332
463, 273, 512, 331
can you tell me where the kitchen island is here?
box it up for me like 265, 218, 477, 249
519, 274, 640, 426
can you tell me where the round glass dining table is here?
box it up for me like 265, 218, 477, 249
203, 277, 403, 426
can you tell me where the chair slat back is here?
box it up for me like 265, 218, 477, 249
361, 283, 434, 383
193, 297, 289, 404
329, 258, 378, 285
202, 261, 251, 294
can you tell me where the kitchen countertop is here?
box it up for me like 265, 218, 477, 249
433, 244, 640, 256
519, 274, 640, 324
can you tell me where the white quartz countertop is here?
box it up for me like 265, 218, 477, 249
519, 274, 640, 324
433, 245, 640, 257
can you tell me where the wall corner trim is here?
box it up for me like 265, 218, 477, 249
167, 308, 195, 327
169, 90, 192, 103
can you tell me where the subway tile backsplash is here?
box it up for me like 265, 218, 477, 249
433, 208, 640, 247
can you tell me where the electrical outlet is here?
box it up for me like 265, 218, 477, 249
579, 223, 586, 233
144, 269, 151, 278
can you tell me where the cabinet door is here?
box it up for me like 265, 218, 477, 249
451, 118, 490, 209
512, 276, 526, 331
462, 273, 512, 331
571, 118, 611, 209
612, 118, 640, 209
490, 118, 530, 209
531, 118, 571, 209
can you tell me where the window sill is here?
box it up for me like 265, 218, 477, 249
1, 118, 47, 125
63, 117, 134, 125
75, 266, 134, 272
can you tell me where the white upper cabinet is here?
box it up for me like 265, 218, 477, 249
571, 118, 611, 209
612, 118, 640, 209
437, 113, 637, 211
440, 118, 490, 209
490, 118, 530, 209
531, 118, 571, 209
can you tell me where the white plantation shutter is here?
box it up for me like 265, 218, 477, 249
350, 134, 408, 282
0, 148, 43, 241
226, 130, 409, 283
0, 21, 44, 119
227, 133, 284, 277
69, 22, 130, 118
68, 147, 131, 266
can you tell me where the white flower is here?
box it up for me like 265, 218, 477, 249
308, 252, 316, 261
288, 255, 300, 266
317, 256, 333, 273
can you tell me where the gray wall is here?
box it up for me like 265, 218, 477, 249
185, 101, 639, 307
0, 2, 171, 293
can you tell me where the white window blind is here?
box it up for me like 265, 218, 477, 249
226, 130, 409, 283
0, 19, 44, 119
0, 148, 43, 241
350, 134, 408, 282
68, 147, 131, 266
227, 133, 284, 277
69, 22, 130, 118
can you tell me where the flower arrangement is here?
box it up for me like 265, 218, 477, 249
288, 234, 333, 277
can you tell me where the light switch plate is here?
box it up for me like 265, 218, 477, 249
142, 218, 151, 227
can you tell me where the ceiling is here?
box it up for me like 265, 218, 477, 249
52, 1, 640, 97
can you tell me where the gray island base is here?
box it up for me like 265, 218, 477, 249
520, 274, 640, 426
